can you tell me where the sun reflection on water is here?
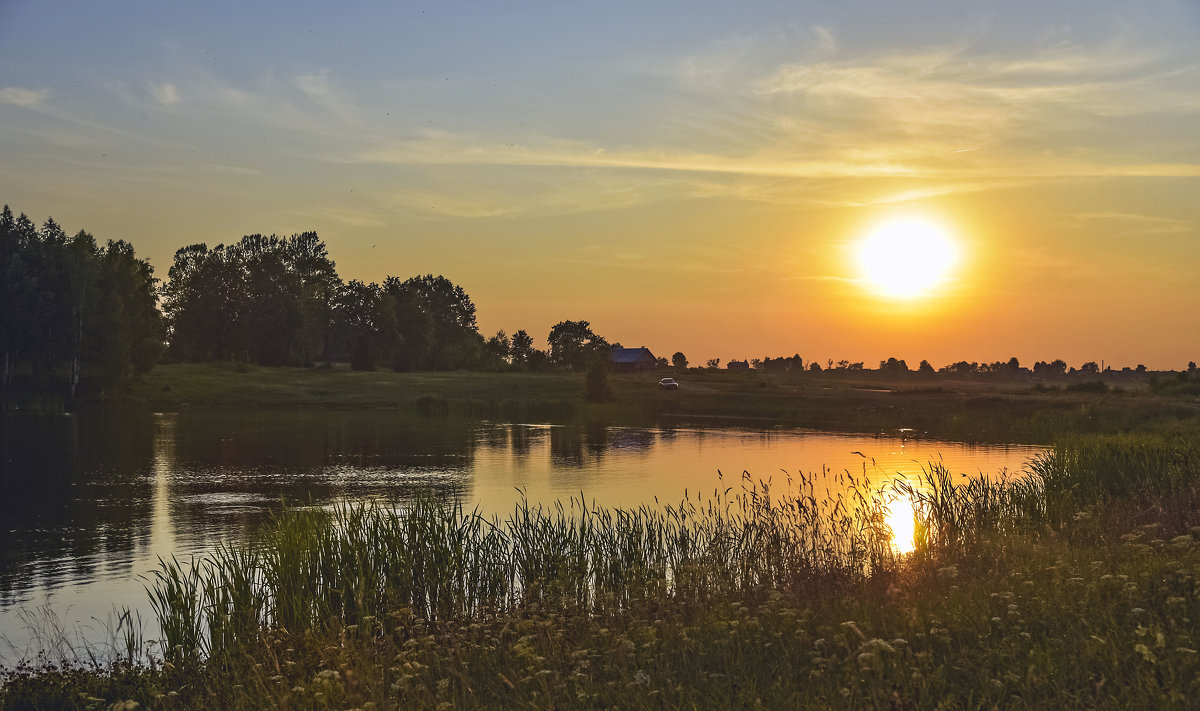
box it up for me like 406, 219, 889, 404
886, 494, 917, 555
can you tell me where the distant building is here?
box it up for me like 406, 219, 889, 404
609, 346, 657, 373
727, 360, 750, 370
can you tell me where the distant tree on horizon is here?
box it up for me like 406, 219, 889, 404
672, 352, 688, 369
879, 357, 910, 377
547, 320, 608, 371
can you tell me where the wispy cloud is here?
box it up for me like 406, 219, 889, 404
0, 86, 49, 108
811, 25, 837, 55
1064, 211, 1195, 237
149, 82, 180, 106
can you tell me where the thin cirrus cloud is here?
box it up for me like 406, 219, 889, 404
0, 86, 49, 108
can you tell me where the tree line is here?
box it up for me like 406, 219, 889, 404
4, 205, 1194, 402
1, 207, 163, 398
1, 207, 627, 401
161, 232, 618, 373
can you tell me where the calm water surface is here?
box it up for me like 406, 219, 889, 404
0, 410, 1046, 663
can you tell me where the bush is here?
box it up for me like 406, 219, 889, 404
585, 357, 613, 402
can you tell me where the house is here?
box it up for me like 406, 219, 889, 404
609, 346, 658, 373
727, 360, 750, 370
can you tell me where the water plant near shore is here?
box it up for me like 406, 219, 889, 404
146, 470, 911, 664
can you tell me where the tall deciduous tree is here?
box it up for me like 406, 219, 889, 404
547, 320, 608, 371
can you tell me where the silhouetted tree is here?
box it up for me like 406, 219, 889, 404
1080, 361, 1100, 375
1033, 359, 1068, 377
509, 329, 535, 369
0, 206, 163, 399
389, 274, 482, 370
879, 357, 909, 377
706, 358, 720, 369
163, 243, 248, 361
484, 330, 511, 369
547, 320, 608, 371
672, 352, 688, 369
332, 280, 393, 370
381, 276, 434, 370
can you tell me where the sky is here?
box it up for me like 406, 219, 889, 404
2, 0, 1198, 369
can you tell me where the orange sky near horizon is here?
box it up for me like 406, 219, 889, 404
1, 2, 1198, 369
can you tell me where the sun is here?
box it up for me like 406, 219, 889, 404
856, 217, 959, 299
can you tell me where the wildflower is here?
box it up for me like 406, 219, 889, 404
856, 652, 878, 669
1132, 608, 1146, 615
1135, 643, 1156, 663
991, 617, 1002, 624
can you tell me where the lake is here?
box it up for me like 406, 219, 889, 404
0, 410, 1046, 664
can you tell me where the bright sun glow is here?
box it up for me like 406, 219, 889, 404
886, 495, 917, 555
856, 217, 959, 299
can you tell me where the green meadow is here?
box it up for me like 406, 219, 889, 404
122, 363, 1200, 443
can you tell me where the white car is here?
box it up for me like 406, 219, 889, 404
658, 377, 679, 390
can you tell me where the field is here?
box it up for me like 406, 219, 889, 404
4, 367, 1200, 709
119, 363, 1200, 443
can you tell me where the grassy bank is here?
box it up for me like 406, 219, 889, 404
118, 363, 1200, 443
5, 431, 1200, 709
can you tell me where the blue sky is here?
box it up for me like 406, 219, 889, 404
2, 1, 1199, 366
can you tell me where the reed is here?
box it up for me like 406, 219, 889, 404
143, 471, 926, 663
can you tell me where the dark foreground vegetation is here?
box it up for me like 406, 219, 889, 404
4, 429, 1200, 709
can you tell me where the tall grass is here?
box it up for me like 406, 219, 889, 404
146, 471, 923, 663
138, 429, 1200, 674
1030, 430, 1200, 525
896, 465, 1047, 551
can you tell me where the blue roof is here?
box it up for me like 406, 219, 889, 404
610, 346, 655, 363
